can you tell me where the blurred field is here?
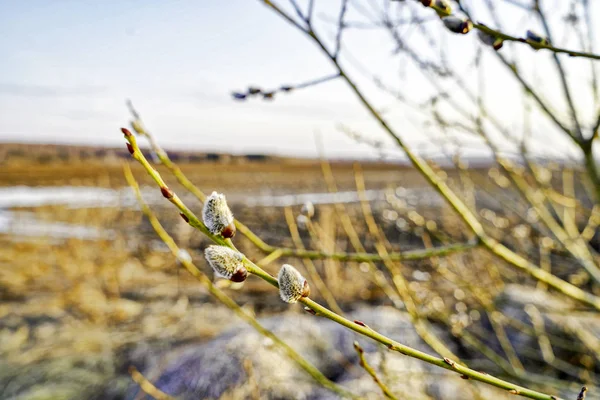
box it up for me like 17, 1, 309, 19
0, 155, 461, 398
2, 153, 598, 399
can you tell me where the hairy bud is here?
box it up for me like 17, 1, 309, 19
204, 245, 247, 282
442, 16, 472, 34
203, 191, 236, 238
278, 264, 310, 303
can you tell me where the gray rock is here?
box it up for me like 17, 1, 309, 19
129, 307, 522, 400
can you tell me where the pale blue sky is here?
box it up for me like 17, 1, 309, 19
0, 1, 597, 159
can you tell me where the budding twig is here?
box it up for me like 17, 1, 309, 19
416, 1, 600, 60
125, 102, 476, 265
123, 164, 358, 399
231, 73, 341, 101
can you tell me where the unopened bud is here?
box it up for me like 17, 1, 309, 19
442, 16, 472, 34
161, 186, 174, 199
126, 143, 134, 155
204, 245, 247, 282
203, 192, 236, 238
477, 30, 503, 50
296, 214, 309, 230
232, 92, 247, 100
278, 264, 310, 303
525, 30, 549, 46
434, 0, 451, 15
301, 201, 315, 218
248, 87, 262, 95
121, 127, 132, 137
131, 119, 146, 135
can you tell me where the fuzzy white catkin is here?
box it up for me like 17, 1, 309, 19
204, 245, 245, 280
202, 192, 234, 236
278, 264, 309, 303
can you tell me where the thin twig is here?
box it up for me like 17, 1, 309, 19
128, 366, 176, 400
259, 0, 600, 311
333, 0, 348, 59
353, 341, 399, 400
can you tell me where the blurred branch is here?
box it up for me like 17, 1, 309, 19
418, 0, 600, 60
128, 366, 175, 400
260, 0, 600, 310
534, 0, 584, 140
318, 153, 405, 308
354, 162, 462, 362
353, 341, 399, 400
231, 73, 341, 101
333, 0, 348, 59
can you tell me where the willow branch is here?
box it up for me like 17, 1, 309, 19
123, 162, 357, 399
420, 1, 600, 60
